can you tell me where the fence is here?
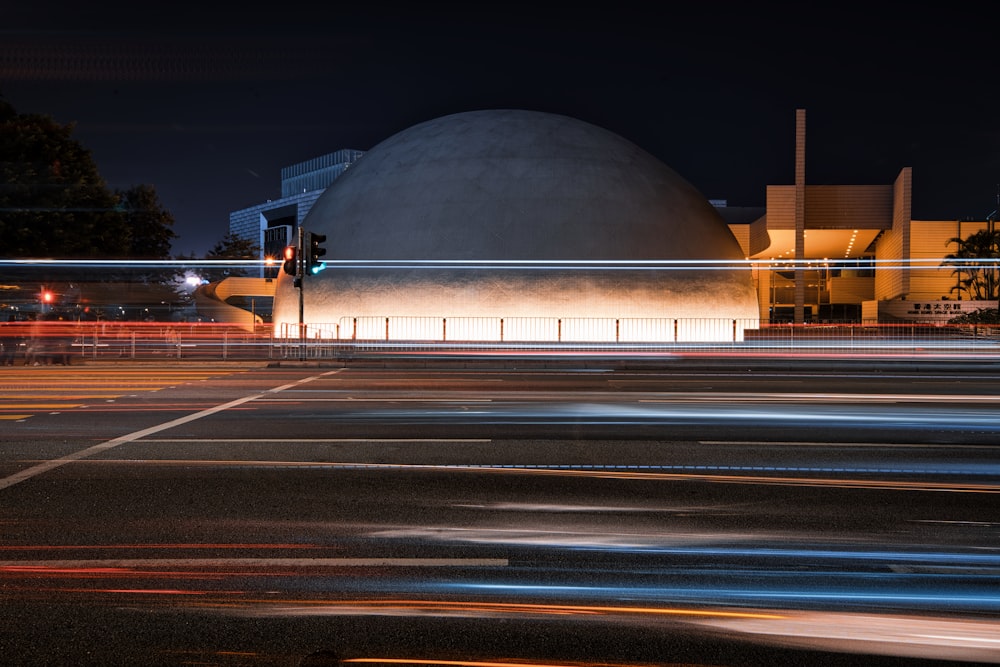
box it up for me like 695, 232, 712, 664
5, 318, 992, 364
317, 316, 753, 344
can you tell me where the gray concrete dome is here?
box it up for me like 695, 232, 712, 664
273, 109, 759, 342
302, 109, 745, 261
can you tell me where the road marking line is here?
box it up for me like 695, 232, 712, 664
0, 370, 343, 491
0, 404, 82, 409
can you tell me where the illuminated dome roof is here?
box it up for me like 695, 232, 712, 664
273, 109, 759, 342
302, 109, 745, 261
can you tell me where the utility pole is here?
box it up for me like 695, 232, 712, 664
297, 226, 305, 361
989, 185, 999, 304
989, 184, 998, 235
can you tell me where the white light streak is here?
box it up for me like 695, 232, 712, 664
2, 257, 996, 270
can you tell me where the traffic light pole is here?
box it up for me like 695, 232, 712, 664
297, 226, 305, 361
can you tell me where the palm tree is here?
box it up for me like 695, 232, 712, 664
942, 228, 1000, 301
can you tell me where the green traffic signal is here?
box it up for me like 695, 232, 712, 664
308, 232, 327, 273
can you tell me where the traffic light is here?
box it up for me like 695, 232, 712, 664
307, 232, 327, 274
282, 245, 298, 276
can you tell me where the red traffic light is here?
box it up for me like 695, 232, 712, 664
282, 245, 298, 276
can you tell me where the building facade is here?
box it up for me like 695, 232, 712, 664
229, 149, 363, 277
726, 109, 995, 324
226, 112, 995, 330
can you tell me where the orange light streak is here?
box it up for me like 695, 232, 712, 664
74, 588, 209, 595
345, 659, 662, 667
0, 542, 322, 551
54, 459, 992, 494
248, 599, 786, 621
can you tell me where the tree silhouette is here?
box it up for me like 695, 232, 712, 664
0, 96, 175, 260
202, 232, 261, 283
115, 183, 177, 259
942, 228, 1000, 301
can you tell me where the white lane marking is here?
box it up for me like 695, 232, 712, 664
0, 370, 342, 491
0, 557, 507, 568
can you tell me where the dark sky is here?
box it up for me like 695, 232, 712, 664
3, 2, 998, 256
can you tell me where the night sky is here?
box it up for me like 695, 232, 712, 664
3, 2, 998, 256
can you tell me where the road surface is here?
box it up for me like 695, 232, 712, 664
1, 358, 998, 666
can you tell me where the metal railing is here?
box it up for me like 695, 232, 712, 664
4, 318, 1000, 365
308, 316, 756, 344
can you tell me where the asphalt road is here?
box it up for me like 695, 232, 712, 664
1, 358, 999, 666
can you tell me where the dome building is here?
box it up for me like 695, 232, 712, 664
272, 109, 759, 342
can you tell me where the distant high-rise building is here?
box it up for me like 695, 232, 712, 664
229, 149, 364, 276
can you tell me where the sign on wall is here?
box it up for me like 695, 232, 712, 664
865, 299, 999, 323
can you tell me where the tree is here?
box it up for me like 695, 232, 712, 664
202, 232, 261, 283
1, 97, 122, 258
0, 97, 175, 260
115, 184, 177, 259
81, 184, 181, 291
942, 228, 1000, 301
948, 307, 1000, 325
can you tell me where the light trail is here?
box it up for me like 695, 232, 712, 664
0, 364, 267, 420
235, 599, 784, 621
344, 659, 650, 667
304, 398, 1000, 439
0, 558, 508, 569
0, 542, 328, 551
3, 256, 997, 272
642, 392, 1000, 404
0, 369, 342, 490
139, 438, 493, 444
40, 460, 1000, 493
0, 403, 84, 409
695, 611, 1000, 662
